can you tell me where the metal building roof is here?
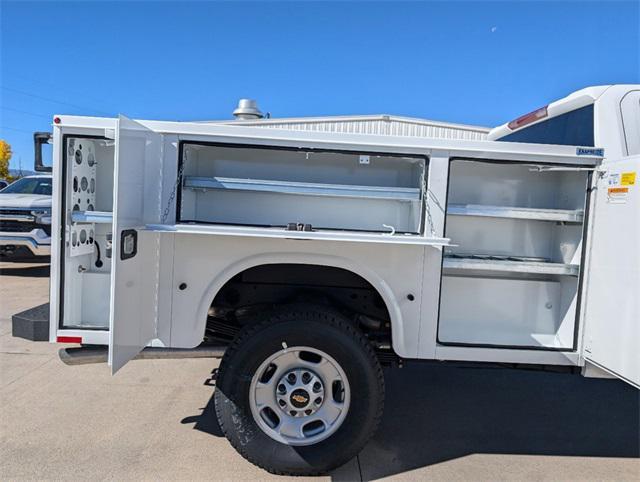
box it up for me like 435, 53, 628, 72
205, 114, 489, 141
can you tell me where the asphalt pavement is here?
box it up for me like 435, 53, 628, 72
1, 261, 638, 480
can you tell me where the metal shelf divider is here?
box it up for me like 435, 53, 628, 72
447, 203, 584, 222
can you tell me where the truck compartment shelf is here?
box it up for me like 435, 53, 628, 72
447, 203, 584, 222
71, 210, 113, 224
438, 274, 578, 349
145, 223, 450, 246
183, 176, 421, 201
438, 319, 569, 349
443, 255, 579, 276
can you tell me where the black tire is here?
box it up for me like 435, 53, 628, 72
214, 304, 385, 475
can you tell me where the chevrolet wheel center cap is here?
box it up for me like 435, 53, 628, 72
290, 389, 310, 408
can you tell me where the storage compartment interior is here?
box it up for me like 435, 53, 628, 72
438, 160, 589, 349
178, 144, 426, 233
61, 137, 115, 330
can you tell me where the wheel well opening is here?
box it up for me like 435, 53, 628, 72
205, 264, 394, 359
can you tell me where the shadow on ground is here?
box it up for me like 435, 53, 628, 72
359, 363, 639, 478
181, 368, 224, 437
0, 262, 50, 277
183, 363, 639, 479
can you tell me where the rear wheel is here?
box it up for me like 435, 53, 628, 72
214, 305, 385, 475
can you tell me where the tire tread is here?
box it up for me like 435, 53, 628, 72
214, 304, 385, 475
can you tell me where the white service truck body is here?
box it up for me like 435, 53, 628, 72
47, 85, 638, 474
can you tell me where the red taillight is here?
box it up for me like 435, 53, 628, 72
507, 105, 548, 130
57, 336, 82, 344
53, 116, 61, 124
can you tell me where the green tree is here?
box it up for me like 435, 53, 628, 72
0, 140, 11, 179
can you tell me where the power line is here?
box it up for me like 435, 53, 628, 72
0, 125, 34, 134
1, 86, 112, 116
1, 106, 51, 120
6, 73, 111, 109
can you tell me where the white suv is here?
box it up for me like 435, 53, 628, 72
0, 175, 52, 258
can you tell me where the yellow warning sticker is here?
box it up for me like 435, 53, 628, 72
621, 172, 636, 186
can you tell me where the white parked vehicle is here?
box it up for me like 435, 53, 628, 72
46, 85, 637, 475
0, 175, 52, 257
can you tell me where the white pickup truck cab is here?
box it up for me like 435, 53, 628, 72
47, 85, 638, 475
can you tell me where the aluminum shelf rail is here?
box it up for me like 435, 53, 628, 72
183, 176, 421, 201
70, 211, 113, 224
145, 223, 450, 246
442, 255, 579, 276
447, 204, 584, 223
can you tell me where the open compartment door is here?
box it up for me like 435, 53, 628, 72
109, 115, 162, 373
582, 157, 639, 388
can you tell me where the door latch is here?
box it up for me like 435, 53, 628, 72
120, 229, 138, 260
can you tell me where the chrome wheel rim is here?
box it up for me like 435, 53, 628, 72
249, 346, 350, 446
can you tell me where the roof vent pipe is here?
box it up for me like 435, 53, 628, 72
233, 99, 264, 120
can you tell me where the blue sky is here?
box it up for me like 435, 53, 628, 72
1, 1, 638, 170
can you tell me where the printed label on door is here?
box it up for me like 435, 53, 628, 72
621, 172, 636, 186
607, 186, 629, 203
608, 173, 620, 186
